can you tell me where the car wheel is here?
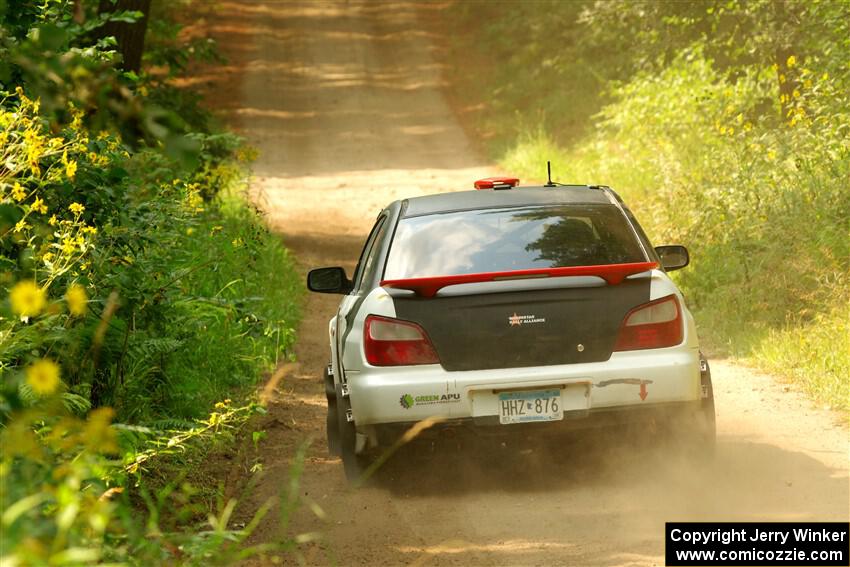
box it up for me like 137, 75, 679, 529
335, 383, 371, 484
324, 365, 341, 456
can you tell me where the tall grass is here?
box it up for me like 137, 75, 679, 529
110, 185, 302, 422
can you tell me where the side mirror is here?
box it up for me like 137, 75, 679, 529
655, 245, 690, 271
307, 267, 352, 294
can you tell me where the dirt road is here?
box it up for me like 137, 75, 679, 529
197, 2, 849, 565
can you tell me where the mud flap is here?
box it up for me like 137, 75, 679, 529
336, 383, 371, 484
697, 353, 717, 454
325, 365, 341, 457
660, 354, 715, 459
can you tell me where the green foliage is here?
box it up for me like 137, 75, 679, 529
0, 94, 300, 423
1, 401, 310, 565
1, 0, 304, 564
449, 1, 849, 412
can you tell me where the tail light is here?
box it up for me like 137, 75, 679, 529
614, 294, 683, 351
364, 315, 439, 366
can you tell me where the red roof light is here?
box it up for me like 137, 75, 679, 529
474, 177, 520, 190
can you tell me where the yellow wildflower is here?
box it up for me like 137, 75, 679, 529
48, 215, 58, 226
792, 89, 800, 99
186, 191, 204, 211
83, 225, 97, 235
69, 202, 85, 215
786, 55, 796, 68
767, 149, 777, 161
11, 183, 26, 202
803, 79, 812, 89
65, 159, 77, 179
70, 107, 83, 130
13, 220, 29, 233
10, 280, 46, 318
25, 359, 61, 396
42, 252, 55, 264
24, 129, 45, 175
65, 284, 88, 316
31, 197, 47, 214
61, 238, 77, 255
779, 74, 786, 84
822, 72, 829, 81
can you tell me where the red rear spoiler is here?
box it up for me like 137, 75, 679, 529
380, 262, 658, 298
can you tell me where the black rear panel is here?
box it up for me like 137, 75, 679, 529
392, 279, 651, 371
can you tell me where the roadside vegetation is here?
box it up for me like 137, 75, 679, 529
1, 1, 301, 563
445, 0, 849, 414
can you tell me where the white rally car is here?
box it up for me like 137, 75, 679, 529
308, 177, 715, 481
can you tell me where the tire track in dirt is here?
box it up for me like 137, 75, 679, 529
196, 2, 849, 565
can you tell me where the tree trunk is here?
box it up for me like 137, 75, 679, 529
98, 0, 153, 73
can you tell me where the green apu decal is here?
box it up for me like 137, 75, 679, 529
399, 393, 461, 409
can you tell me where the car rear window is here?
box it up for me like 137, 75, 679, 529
383, 205, 646, 280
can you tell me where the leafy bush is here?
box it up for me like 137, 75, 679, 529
1, 1, 303, 563
0, 90, 299, 423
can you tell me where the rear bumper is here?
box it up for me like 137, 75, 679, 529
347, 346, 701, 427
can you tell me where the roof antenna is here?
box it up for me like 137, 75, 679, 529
544, 160, 557, 187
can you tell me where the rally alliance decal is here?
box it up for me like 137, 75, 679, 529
508, 312, 546, 327
400, 393, 461, 409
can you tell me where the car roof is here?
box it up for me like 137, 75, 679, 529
401, 185, 613, 218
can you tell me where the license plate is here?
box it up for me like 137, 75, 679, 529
498, 388, 563, 424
